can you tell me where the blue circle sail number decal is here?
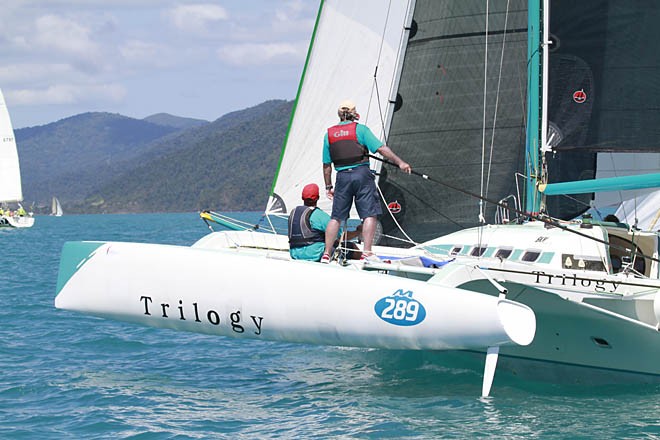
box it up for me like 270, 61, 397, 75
374, 289, 426, 326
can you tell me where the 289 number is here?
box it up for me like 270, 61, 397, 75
379, 298, 419, 322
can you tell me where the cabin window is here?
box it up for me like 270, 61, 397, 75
450, 246, 462, 256
470, 246, 487, 257
561, 254, 606, 272
608, 235, 647, 275
494, 248, 513, 259
521, 251, 541, 262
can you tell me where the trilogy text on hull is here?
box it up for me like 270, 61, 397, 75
140, 296, 264, 335
532, 271, 621, 293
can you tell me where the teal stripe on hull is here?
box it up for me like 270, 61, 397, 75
541, 173, 660, 195
56, 241, 105, 295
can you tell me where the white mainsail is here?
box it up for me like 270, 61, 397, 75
0, 88, 23, 204
265, 0, 413, 218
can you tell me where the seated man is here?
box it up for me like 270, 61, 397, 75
288, 183, 361, 262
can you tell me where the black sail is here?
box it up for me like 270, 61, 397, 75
545, 0, 660, 219
381, 0, 528, 244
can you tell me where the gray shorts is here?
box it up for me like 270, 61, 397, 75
331, 165, 382, 221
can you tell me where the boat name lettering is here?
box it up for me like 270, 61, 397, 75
531, 271, 620, 293
374, 289, 426, 326
139, 296, 264, 335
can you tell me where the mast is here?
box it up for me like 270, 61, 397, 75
524, 0, 544, 214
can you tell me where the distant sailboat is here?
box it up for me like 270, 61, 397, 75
0, 88, 34, 229
51, 197, 63, 217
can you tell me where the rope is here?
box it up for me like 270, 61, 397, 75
367, 153, 660, 265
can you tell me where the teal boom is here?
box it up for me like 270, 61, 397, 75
540, 173, 660, 195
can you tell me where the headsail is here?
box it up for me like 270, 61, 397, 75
266, 0, 413, 218
0, 89, 23, 204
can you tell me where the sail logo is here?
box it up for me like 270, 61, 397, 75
387, 200, 402, 214
374, 289, 426, 326
573, 89, 587, 104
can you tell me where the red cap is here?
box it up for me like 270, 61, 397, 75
301, 183, 319, 201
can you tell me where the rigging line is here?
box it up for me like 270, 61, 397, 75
367, 153, 660, 265
381, 173, 466, 229
375, 183, 416, 245
366, 0, 394, 125
485, 0, 511, 199
480, 0, 490, 224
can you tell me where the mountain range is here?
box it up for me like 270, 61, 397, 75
16, 100, 294, 214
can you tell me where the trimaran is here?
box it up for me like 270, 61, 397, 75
55, 0, 660, 395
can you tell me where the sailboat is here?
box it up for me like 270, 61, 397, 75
0, 88, 34, 229
51, 197, 63, 217
54, 0, 660, 394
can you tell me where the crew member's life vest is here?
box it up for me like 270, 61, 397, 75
327, 122, 369, 167
288, 206, 325, 248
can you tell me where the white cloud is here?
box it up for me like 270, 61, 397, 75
216, 42, 306, 66
34, 15, 98, 57
272, 0, 314, 33
166, 4, 228, 34
0, 64, 75, 84
9, 83, 126, 106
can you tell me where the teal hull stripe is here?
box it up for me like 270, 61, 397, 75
510, 249, 523, 261
542, 173, 660, 195
56, 241, 105, 295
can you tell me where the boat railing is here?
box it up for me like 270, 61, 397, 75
495, 195, 519, 224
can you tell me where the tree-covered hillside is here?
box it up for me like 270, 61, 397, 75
15, 100, 294, 214
81, 100, 294, 213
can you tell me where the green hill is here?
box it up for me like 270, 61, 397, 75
143, 113, 209, 129
15, 100, 294, 214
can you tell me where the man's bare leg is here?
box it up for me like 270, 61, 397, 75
324, 218, 340, 256
362, 216, 377, 254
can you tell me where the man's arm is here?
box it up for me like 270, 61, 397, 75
323, 163, 334, 198
376, 145, 412, 174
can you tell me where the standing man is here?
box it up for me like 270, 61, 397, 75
321, 100, 411, 263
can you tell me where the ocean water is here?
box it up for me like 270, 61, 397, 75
1, 212, 658, 439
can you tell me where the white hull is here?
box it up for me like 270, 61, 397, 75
55, 240, 535, 351
1, 214, 34, 228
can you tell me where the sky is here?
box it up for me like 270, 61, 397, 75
0, 0, 319, 129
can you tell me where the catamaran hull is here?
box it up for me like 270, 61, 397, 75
446, 277, 660, 383
54, 241, 535, 351
500, 283, 660, 383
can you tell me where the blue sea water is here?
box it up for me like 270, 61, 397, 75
1, 212, 659, 439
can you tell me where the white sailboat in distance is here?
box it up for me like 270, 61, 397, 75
0, 88, 34, 229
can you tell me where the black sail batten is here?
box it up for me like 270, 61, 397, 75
381, 0, 529, 244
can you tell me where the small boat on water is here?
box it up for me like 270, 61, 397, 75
0, 88, 34, 229
55, 0, 660, 394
